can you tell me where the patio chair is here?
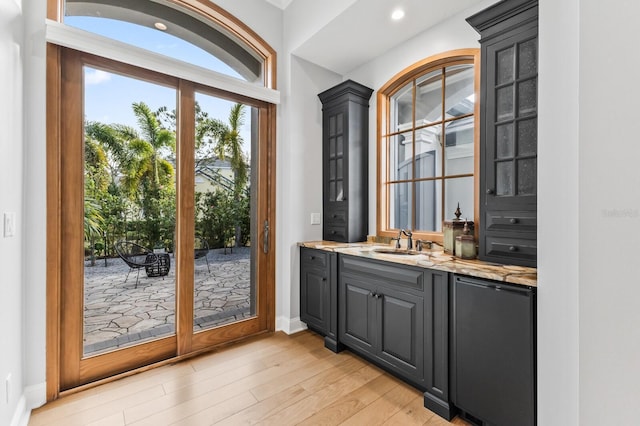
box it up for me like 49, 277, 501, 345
194, 236, 211, 273
114, 240, 159, 288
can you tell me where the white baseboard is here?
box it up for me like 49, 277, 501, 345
11, 382, 46, 426
276, 316, 307, 335
10, 396, 28, 426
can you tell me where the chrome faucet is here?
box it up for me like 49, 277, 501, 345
401, 229, 413, 250
391, 230, 402, 249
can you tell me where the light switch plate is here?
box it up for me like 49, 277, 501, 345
4, 212, 15, 238
310, 212, 321, 225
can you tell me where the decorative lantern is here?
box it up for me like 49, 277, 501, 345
455, 220, 476, 260
443, 203, 465, 254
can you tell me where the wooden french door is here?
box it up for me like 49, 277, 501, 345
50, 47, 275, 392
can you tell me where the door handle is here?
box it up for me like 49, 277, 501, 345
263, 220, 269, 254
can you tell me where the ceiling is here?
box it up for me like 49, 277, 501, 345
268, 0, 488, 75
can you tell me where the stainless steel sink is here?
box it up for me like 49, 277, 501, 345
372, 248, 420, 256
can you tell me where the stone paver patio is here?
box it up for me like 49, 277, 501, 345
83, 247, 252, 355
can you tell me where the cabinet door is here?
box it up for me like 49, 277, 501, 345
300, 265, 328, 332
339, 273, 376, 353
452, 276, 536, 426
377, 285, 424, 383
482, 25, 537, 212
323, 105, 348, 207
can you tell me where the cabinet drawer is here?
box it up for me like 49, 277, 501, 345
485, 211, 536, 232
340, 255, 423, 293
325, 209, 347, 225
484, 235, 536, 261
324, 226, 347, 241
300, 247, 328, 267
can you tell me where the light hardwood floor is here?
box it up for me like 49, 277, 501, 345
30, 330, 470, 426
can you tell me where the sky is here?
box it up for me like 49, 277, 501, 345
67, 16, 253, 157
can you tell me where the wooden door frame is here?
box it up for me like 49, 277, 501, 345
46, 44, 276, 400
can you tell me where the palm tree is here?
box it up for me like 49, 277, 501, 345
199, 103, 249, 247
85, 102, 176, 247
201, 103, 248, 195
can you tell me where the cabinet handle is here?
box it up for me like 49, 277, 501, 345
332, 214, 337, 218
510, 218, 518, 224
331, 230, 336, 235
509, 245, 518, 252
486, 188, 494, 195
310, 256, 315, 260
322, 278, 327, 282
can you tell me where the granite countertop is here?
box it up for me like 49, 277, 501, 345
299, 240, 537, 288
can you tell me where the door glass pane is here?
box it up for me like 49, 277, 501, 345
518, 79, 537, 116
518, 118, 537, 156
496, 123, 515, 159
416, 70, 443, 126
83, 68, 177, 356
194, 92, 255, 331
518, 39, 537, 78
496, 86, 514, 121
416, 180, 442, 232
496, 161, 514, 196
517, 158, 537, 196
496, 46, 515, 85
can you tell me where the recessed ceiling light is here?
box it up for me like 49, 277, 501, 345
154, 22, 167, 31
391, 9, 405, 21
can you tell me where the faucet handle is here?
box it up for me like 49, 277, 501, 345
391, 237, 401, 249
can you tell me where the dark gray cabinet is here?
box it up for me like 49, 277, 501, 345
339, 254, 425, 386
467, 0, 538, 267
299, 247, 340, 352
452, 275, 536, 426
318, 80, 373, 243
338, 255, 453, 418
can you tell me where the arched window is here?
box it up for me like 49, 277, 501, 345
62, 0, 266, 84
377, 49, 479, 243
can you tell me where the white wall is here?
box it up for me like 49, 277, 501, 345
277, 4, 342, 330
538, 0, 580, 424
0, 0, 26, 425
577, 0, 640, 424
346, 0, 496, 236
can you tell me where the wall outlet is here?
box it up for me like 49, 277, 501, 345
310, 212, 321, 225
3, 212, 15, 238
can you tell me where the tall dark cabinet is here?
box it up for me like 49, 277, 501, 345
467, 0, 538, 267
318, 80, 373, 243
